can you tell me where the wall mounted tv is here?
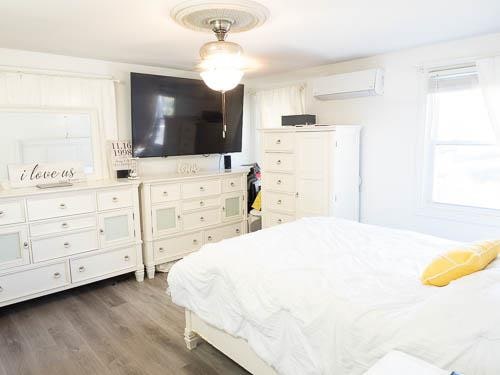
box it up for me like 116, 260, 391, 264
131, 72, 244, 158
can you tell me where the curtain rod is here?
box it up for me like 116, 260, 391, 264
0, 65, 121, 83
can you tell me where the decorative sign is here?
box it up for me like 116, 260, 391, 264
8, 162, 85, 188
108, 140, 133, 171
177, 160, 200, 174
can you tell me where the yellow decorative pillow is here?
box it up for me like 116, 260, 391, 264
421, 240, 500, 287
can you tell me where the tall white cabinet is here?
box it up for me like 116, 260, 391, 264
260, 125, 361, 228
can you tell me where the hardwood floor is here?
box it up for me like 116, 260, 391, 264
0, 273, 250, 375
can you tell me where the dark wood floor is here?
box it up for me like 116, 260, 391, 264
0, 273, 250, 375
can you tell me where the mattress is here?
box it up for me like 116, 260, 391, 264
168, 217, 500, 375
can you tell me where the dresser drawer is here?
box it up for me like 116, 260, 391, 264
70, 246, 136, 283
222, 176, 244, 193
182, 208, 221, 231
182, 196, 220, 212
31, 229, 98, 263
263, 132, 295, 152
263, 192, 295, 213
27, 192, 96, 221
264, 211, 295, 228
154, 232, 202, 261
204, 222, 243, 244
182, 180, 221, 199
0, 200, 25, 226
97, 189, 134, 211
30, 215, 96, 237
263, 153, 295, 173
151, 183, 181, 204
0, 262, 69, 303
264, 172, 295, 193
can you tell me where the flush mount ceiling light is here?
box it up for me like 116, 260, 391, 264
171, 0, 269, 92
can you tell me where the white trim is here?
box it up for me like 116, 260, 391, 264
0, 64, 120, 82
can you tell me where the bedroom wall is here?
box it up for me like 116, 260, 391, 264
0, 48, 255, 175
247, 32, 500, 242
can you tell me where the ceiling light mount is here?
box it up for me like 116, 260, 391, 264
209, 18, 234, 41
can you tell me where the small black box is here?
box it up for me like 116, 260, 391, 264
281, 114, 316, 126
224, 155, 232, 171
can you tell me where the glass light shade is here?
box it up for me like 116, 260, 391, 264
199, 40, 245, 92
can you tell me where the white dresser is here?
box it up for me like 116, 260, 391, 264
260, 125, 361, 228
140, 170, 248, 278
0, 180, 144, 307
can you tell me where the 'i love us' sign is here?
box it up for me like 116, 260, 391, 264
7, 162, 85, 188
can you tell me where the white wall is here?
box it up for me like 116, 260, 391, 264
247, 33, 500, 241
0, 48, 255, 175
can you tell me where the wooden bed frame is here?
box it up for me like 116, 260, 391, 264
184, 309, 278, 375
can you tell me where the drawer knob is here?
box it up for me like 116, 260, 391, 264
23, 241, 29, 249
276, 160, 282, 165
200, 201, 204, 206
0, 286, 3, 292
163, 191, 168, 196
63, 242, 71, 248
59, 203, 67, 209
230, 182, 235, 187
277, 218, 283, 224
277, 179, 282, 185
193, 239, 198, 244
124, 255, 130, 261
236, 228, 240, 234
0, 210, 4, 217
112, 197, 119, 202
199, 186, 205, 191
78, 266, 85, 273
53, 272, 61, 279
159, 247, 165, 253
99, 229, 104, 234
177, 215, 182, 220
277, 199, 282, 205
200, 216, 205, 222
207, 235, 213, 241
61, 222, 69, 229
276, 139, 281, 145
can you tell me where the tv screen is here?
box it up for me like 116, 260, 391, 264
131, 73, 244, 157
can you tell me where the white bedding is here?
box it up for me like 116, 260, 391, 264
168, 218, 500, 375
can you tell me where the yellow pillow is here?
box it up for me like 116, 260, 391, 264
421, 240, 500, 287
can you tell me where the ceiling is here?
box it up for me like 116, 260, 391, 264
0, 0, 499, 77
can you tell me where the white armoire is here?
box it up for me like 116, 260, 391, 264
260, 125, 361, 228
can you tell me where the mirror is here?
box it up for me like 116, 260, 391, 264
0, 109, 102, 182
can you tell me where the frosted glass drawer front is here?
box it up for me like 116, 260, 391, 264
263, 153, 295, 173
263, 132, 295, 152
0, 262, 69, 303
0, 226, 29, 270
263, 192, 295, 213
264, 212, 295, 228
97, 189, 134, 211
0, 200, 25, 226
70, 246, 136, 283
27, 193, 96, 221
30, 215, 96, 237
182, 209, 221, 231
31, 230, 98, 262
182, 196, 220, 212
265, 172, 295, 193
151, 184, 181, 204
222, 176, 243, 193
154, 232, 202, 261
152, 203, 181, 237
98, 210, 135, 247
182, 180, 221, 199
204, 222, 243, 244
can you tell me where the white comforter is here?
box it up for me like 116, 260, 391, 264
168, 218, 500, 375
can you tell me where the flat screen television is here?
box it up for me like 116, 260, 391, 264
131, 72, 244, 157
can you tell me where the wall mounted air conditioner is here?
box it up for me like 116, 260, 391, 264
312, 68, 384, 100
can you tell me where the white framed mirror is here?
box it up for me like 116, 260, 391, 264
0, 107, 107, 183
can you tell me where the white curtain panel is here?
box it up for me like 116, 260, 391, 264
254, 84, 306, 129
477, 57, 500, 143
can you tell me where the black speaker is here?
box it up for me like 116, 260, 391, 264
224, 155, 232, 171
281, 114, 316, 126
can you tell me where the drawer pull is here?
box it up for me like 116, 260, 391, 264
277, 218, 283, 224
112, 197, 119, 202
124, 255, 130, 261
193, 239, 198, 244
230, 182, 235, 187
159, 247, 165, 253
199, 186, 205, 192
59, 203, 67, 209
276, 139, 281, 145
99, 229, 104, 234
53, 272, 61, 279
63, 242, 71, 248
277, 179, 282, 185
163, 191, 168, 196
200, 216, 205, 222
61, 222, 69, 229
276, 160, 282, 165
0, 211, 4, 217
177, 215, 182, 220
200, 201, 204, 206
78, 266, 85, 273
0, 286, 3, 292
236, 228, 240, 234
23, 241, 29, 249
277, 199, 282, 205
207, 235, 213, 241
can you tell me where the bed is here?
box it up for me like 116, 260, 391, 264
167, 217, 500, 375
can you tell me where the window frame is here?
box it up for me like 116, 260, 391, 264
417, 64, 500, 227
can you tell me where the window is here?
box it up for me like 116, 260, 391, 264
424, 65, 500, 211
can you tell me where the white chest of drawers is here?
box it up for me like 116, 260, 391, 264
140, 170, 248, 278
0, 180, 144, 307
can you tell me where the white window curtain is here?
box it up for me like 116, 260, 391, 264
254, 84, 306, 129
477, 57, 500, 143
